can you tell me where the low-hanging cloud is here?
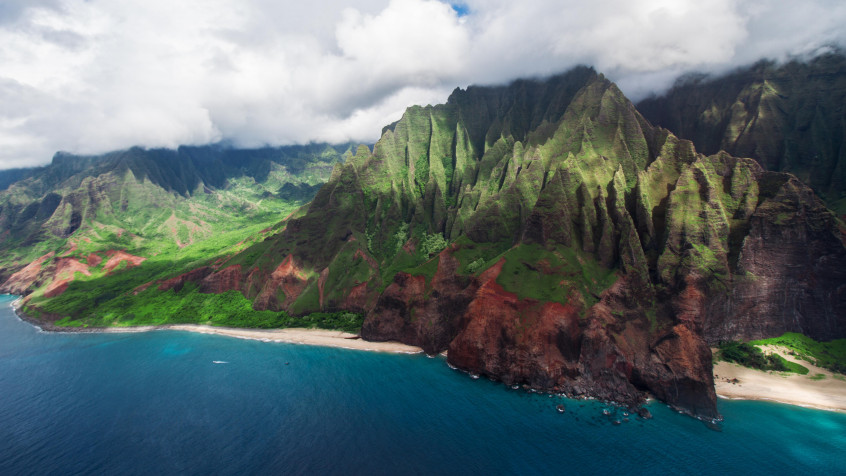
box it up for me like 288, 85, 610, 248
1, 0, 845, 168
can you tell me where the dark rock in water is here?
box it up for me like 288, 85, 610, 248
556, 404, 566, 414
637, 408, 652, 420
704, 420, 723, 432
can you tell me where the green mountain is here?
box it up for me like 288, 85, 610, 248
638, 51, 846, 213
8, 64, 846, 420
0, 143, 353, 300
62, 67, 835, 419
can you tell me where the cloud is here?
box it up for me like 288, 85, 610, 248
0, 0, 845, 168
0, 0, 62, 25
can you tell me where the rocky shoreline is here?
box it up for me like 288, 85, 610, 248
11, 296, 845, 418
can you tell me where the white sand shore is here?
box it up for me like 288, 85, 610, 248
714, 346, 846, 413
164, 325, 423, 354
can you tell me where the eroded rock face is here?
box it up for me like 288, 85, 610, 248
641, 324, 717, 418
363, 251, 720, 417
43, 257, 92, 298
703, 175, 846, 342
447, 261, 583, 390
252, 256, 310, 311
158, 267, 213, 292
0, 252, 54, 294
362, 247, 474, 354
200, 265, 244, 294
1, 252, 96, 298
102, 250, 146, 273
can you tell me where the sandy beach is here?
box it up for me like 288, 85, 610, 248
714, 346, 846, 413
9, 298, 421, 354
164, 324, 422, 353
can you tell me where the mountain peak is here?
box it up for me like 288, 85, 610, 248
184, 66, 845, 418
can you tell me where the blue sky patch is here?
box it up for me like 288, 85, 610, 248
450, 3, 470, 17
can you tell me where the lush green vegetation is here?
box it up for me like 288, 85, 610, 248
495, 243, 616, 308
450, 237, 507, 275
0, 143, 351, 275
716, 332, 846, 377
22, 201, 369, 333
51, 285, 363, 333
6, 143, 374, 333
717, 341, 808, 374
750, 333, 846, 374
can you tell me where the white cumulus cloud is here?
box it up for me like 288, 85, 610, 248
0, 0, 844, 168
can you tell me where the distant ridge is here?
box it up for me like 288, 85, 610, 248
638, 51, 846, 213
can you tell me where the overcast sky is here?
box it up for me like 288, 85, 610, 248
1, 0, 844, 169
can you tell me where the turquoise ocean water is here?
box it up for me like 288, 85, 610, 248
0, 294, 844, 475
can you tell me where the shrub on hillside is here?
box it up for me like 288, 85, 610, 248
718, 341, 788, 372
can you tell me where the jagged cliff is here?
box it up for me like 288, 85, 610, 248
638, 51, 846, 213
175, 68, 846, 419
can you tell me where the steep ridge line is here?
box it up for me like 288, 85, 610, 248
166, 68, 846, 419
11, 66, 846, 420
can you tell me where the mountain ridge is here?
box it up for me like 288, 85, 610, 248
638, 51, 846, 213
7, 62, 846, 420
0, 143, 354, 294
126, 67, 844, 418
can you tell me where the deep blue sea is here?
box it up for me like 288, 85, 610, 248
1, 295, 845, 475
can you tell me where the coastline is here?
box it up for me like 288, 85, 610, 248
9, 296, 846, 412
713, 346, 846, 413
8, 297, 422, 354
